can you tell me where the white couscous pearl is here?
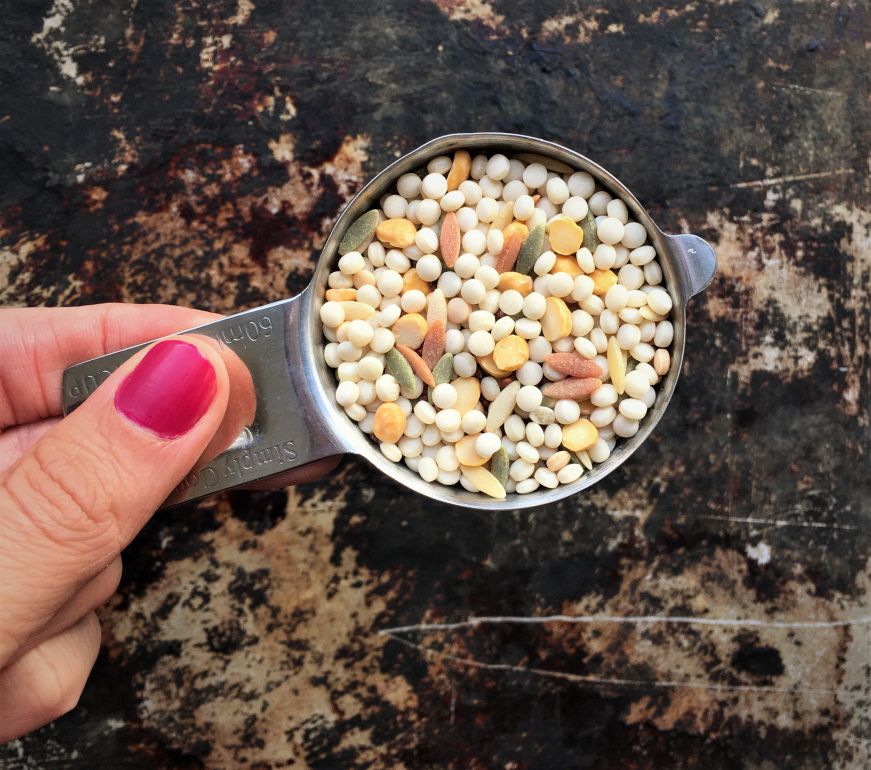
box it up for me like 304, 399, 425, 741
522, 292, 547, 320
644, 260, 663, 285
338, 341, 362, 362
454, 253, 480, 279
383, 194, 407, 219
612, 414, 639, 438
467, 330, 495, 356
631, 343, 656, 363
385, 248, 410, 273
606, 199, 629, 224
459, 180, 482, 206
574, 336, 597, 358
534, 467, 559, 489
375, 374, 400, 402
514, 318, 541, 339
576, 247, 595, 273
562, 196, 588, 222
505, 415, 526, 444
416, 255, 442, 282
468, 310, 496, 332
398, 435, 422, 458
397, 173, 421, 199
456, 207, 479, 232
438, 271, 462, 298
486, 154, 510, 181
516, 385, 543, 412
619, 398, 648, 421
546, 176, 570, 205
476, 197, 499, 223
617, 323, 642, 350
589, 191, 611, 215
525, 422, 545, 447
513, 194, 535, 220
432, 383, 458, 409
421, 173, 448, 199
441, 190, 465, 212
401, 290, 427, 314
544, 423, 563, 448
320, 301, 344, 328
459, 225, 487, 256
590, 406, 616, 427
596, 217, 624, 245
445, 328, 465, 354
517, 441, 540, 463
475, 432, 502, 458
414, 400, 437, 424
618, 264, 645, 290
338, 251, 365, 275
347, 319, 374, 348
554, 399, 581, 424
461, 279, 486, 305
428, 155, 452, 174
453, 352, 477, 377
591, 384, 617, 407
629, 245, 656, 266
447, 297, 471, 325
599, 309, 619, 335
528, 336, 551, 362
486, 228, 504, 255
568, 171, 595, 198
502, 179, 528, 202
647, 288, 673, 316
516, 361, 543, 386
522, 163, 548, 189
654, 320, 674, 348
435, 408, 461, 433
623, 370, 651, 399
415, 227, 438, 254
492, 316, 515, 341
418, 456, 439, 482
381, 442, 402, 462
588, 438, 611, 463
416, 198, 441, 226
622, 222, 647, 249
557, 464, 583, 484
593, 244, 616, 270
605, 284, 628, 311
436, 445, 459, 471
532, 250, 556, 276
377, 269, 403, 297
475, 266, 500, 291
461, 410, 487, 434
548, 272, 574, 298
335, 380, 359, 407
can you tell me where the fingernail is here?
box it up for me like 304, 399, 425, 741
115, 340, 217, 439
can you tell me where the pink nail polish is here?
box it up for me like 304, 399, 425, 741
115, 340, 217, 439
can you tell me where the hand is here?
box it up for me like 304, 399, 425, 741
0, 304, 336, 742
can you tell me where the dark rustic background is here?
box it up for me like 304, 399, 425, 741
1, 0, 870, 767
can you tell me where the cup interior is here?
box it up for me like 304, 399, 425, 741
300, 133, 687, 510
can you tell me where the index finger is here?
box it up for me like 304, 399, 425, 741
0, 304, 220, 429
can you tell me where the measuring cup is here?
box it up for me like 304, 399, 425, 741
62, 133, 716, 510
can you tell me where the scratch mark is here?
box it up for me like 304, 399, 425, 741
380, 612, 871, 636
387, 636, 840, 696
772, 83, 845, 97
703, 514, 858, 531
723, 168, 854, 189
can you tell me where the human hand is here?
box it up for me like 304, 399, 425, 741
0, 303, 336, 741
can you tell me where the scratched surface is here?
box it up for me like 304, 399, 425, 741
1, 0, 870, 768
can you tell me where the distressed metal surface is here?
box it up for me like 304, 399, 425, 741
1, 0, 869, 767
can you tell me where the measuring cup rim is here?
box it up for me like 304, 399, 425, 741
299, 132, 709, 510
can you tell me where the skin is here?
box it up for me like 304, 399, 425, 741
0, 304, 339, 742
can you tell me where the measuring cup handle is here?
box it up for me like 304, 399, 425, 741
61, 288, 344, 506
666, 233, 717, 301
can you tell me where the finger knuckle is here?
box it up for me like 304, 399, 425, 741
4, 434, 123, 560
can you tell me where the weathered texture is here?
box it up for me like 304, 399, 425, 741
1, 0, 870, 768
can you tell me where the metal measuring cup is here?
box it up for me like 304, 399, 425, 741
62, 133, 716, 510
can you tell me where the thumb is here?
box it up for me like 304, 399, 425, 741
0, 337, 250, 660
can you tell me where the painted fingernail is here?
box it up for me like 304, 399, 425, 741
115, 340, 217, 439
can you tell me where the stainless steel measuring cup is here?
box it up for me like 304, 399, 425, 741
62, 133, 716, 510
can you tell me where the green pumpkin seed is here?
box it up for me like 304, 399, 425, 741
338, 210, 379, 256
428, 352, 454, 403
490, 447, 510, 488
385, 348, 416, 391
516, 224, 545, 275
581, 211, 599, 251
